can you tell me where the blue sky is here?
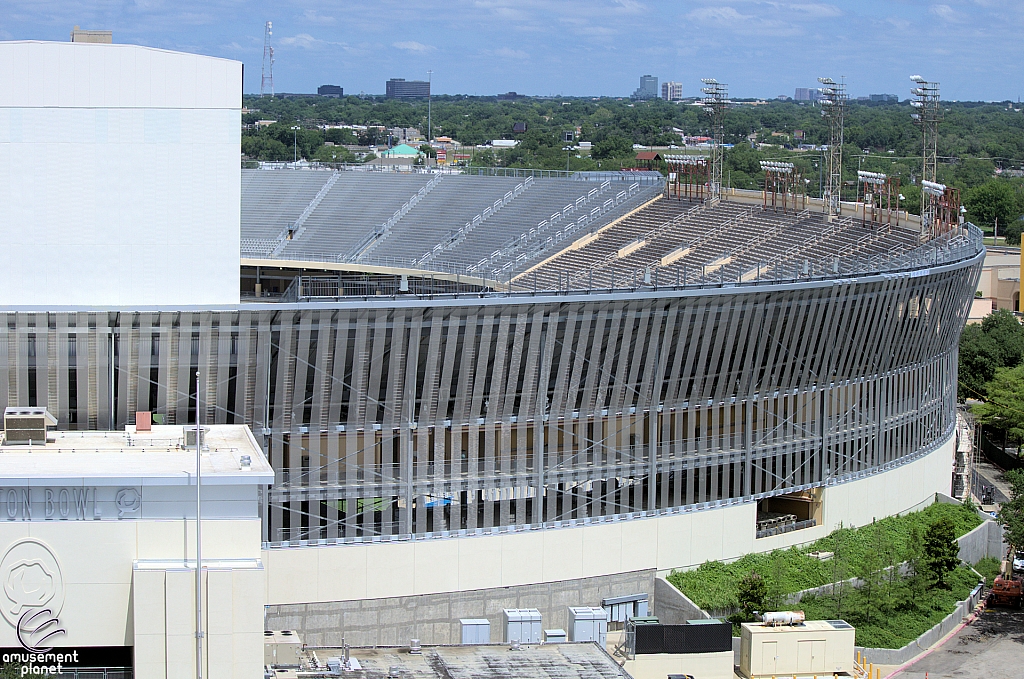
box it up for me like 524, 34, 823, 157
2, 1, 1021, 100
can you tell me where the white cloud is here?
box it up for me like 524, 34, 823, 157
613, 0, 646, 12
929, 4, 963, 21
787, 3, 842, 18
484, 47, 529, 59
392, 40, 436, 52
278, 33, 344, 49
686, 6, 754, 23
303, 9, 336, 25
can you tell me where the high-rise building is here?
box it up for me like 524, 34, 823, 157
794, 87, 821, 102
869, 93, 898, 103
318, 85, 344, 98
661, 81, 683, 101
632, 75, 659, 100
386, 78, 430, 99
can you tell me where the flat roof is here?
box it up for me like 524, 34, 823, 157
325, 643, 632, 679
743, 620, 852, 634
0, 424, 272, 486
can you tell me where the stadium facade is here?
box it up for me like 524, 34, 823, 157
0, 39, 985, 673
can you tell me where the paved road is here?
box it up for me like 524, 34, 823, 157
894, 606, 1024, 679
974, 459, 1012, 505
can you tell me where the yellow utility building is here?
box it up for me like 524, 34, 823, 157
739, 620, 855, 678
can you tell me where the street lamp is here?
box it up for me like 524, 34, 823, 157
291, 126, 300, 163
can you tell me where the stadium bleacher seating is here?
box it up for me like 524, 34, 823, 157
239, 170, 924, 284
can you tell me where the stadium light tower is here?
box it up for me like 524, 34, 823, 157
818, 77, 846, 220
910, 75, 941, 216
701, 79, 728, 201
261, 21, 275, 98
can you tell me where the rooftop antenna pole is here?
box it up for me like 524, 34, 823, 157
261, 21, 275, 97
427, 70, 433, 143
195, 369, 204, 679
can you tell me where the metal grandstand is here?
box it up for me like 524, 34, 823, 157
240, 168, 974, 300
240, 167, 661, 277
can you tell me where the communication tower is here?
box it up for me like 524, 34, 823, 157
818, 77, 846, 219
701, 79, 728, 201
910, 76, 941, 215
261, 21, 275, 97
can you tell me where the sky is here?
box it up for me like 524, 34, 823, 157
1, 0, 1022, 101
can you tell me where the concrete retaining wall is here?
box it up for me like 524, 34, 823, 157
265, 569, 655, 646
855, 583, 984, 666
653, 576, 710, 624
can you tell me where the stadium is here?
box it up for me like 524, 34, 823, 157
0, 39, 984, 673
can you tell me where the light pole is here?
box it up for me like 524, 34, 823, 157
563, 145, 572, 172
291, 126, 300, 163
195, 369, 203, 679
427, 70, 433, 142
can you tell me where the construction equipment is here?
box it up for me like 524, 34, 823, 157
989, 561, 1023, 608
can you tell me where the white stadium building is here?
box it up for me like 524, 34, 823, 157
0, 40, 983, 678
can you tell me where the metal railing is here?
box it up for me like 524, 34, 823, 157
756, 518, 818, 539
258, 223, 983, 305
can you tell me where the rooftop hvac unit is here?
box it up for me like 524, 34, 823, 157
3, 407, 57, 445
568, 607, 608, 647
264, 630, 303, 668
185, 426, 209, 449
543, 629, 567, 643
460, 619, 490, 644
503, 609, 542, 644
602, 593, 649, 623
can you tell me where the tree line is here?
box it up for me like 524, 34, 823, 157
243, 94, 1024, 240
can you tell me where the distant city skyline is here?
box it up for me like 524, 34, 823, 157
1, 1, 1021, 101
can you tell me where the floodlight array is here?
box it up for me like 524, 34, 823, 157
760, 161, 795, 174
857, 170, 888, 186
922, 180, 946, 197
666, 155, 706, 166
700, 78, 729, 199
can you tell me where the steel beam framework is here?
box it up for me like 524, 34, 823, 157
701, 80, 728, 201
0, 237, 981, 545
911, 76, 941, 217
818, 78, 847, 219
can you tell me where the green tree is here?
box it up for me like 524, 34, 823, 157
737, 571, 769, 620
958, 310, 1024, 402
592, 135, 632, 160
313, 145, 356, 164
972, 364, 1024, 442
923, 517, 960, 589
965, 180, 1024, 243
901, 523, 928, 604
999, 469, 1024, 554
829, 523, 853, 618
325, 128, 357, 145
854, 522, 886, 623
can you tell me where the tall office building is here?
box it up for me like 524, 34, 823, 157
318, 84, 344, 97
662, 81, 683, 101
632, 75, 659, 100
386, 78, 430, 99
794, 87, 821, 102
